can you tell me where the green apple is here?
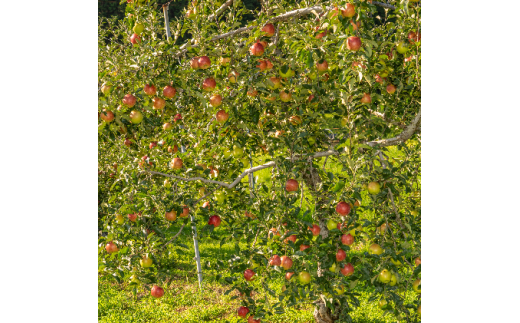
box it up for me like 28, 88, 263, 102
133, 23, 145, 35
308, 136, 316, 145
334, 285, 345, 295
379, 269, 391, 283
215, 191, 226, 204
298, 271, 311, 284
378, 299, 387, 308
233, 145, 244, 158
164, 179, 172, 188
368, 243, 383, 255
327, 219, 338, 231
389, 273, 397, 286
140, 256, 153, 268
412, 279, 421, 293
368, 181, 381, 195
329, 263, 337, 272
396, 41, 409, 54
130, 275, 140, 283
223, 149, 232, 158
341, 117, 348, 127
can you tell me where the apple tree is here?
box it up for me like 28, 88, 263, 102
98, 0, 421, 322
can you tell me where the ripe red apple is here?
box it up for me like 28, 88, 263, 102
215, 110, 229, 123
346, 36, 362, 51
150, 285, 164, 298
284, 235, 297, 244
163, 86, 176, 98
250, 42, 265, 56
198, 56, 211, 69
298, 271, 311, 284
415, 257, 421, 266
130, 33, 141, 45
285, 272, 295, 280
208, 215, 221, 227
100, 109, 114, 123
149, 141, 157, 149
247, 89, 258, 97
280, 256, 293, 270
105, 241, 118, 253
244, 269, 255, 281
168, 145, 178, 153
171, 157, 183, 170
264, 60, 273, 69
128, 213, 137, 222
122, 94, 137, 107
202, 77, 216, 92
285, 179, 299, 192
316, 60, 328, 72
341, 234, 354, 246
202, 201, 210, 208
341, 4, 356, 18
209, 94, 222, 107
267, 77, 281, 89
386, 84, 396, 94
375, 74, 385, 84
300, 244, 310, 252
163, 123, 173, 131
238, 306, 250, 318
340, 263, 354, 276
408, 31, 421, 43
182, 206, 189, 217
361, 93, 372, 103
256, 60, 267, 71
309, 224, 321, 236
279, 91, 292, 102
315, 30, 327, 39
190, 57, 199, 69
269, 255, 281, 266
174, 113, 182, 122
124, 139, 132, 146
165, 210, 177, 221
336, 201, 351, 216
336, 249, 347, 262
262, 23, 276, 37
247, 316, 261, 323
143, 84, 156, 96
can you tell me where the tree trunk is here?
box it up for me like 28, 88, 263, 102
303, 160, 339, 323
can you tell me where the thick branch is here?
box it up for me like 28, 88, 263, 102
366, 108, 421, 148
208, 0, 234, 21
142, 150, 339, 189
372, 1, 396, 10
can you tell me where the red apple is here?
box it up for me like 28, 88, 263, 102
168, 145, 178, 153
280, 256, 293, 270
309, 224, 321, 236
165, 210, 177, 221
341, 4, 356, 18
415, 257, 421, 266
265, 60, 273, 69
143, 84, 156, 96
279, 90, 292, 102
247, 89, 258, 97
269, 255, 281, 266
408, 31, 421, 43
350, 20, 361, 30
181, 206, 189, 217
285, 272, 294, 280
105, 241, 118, 253
149, 141, 157, 149
208, 215, 221, 227
267, 77, 281, 89
315, 30, 327, 39
375, 74, 385, 84
244, 269, 255, 281
209, 94, 222, 107
340, 263, 354, 276
369, 243, 383, 255
122, 94, 137, 107
300, 244, 310, 252
250, 42, 265, 56
336, 201, 351, 216
285, 179, 298, 192
150, 285, 164, 298
256, 60, 267, 71
198, 56, 211, 69
174, 113, 182, 122
128, 213, 137, 222
171, 157, 183, 170
361, 93, 372, 103
247, 316, 261, 323
238, 306, 250, 318
386, 84, 396, 94
216, 110, 229, 123
163, 86, 176, 98
124, 139, 132, 147
341, 234, 354, 246
316, 60, 328, 72
130, 33, 141, 45
262, 23, 276, 37
100, 109, 114, 123
202, 77, 216, 92
284, 235, 297, 244
336, 249, 347, 262
163, 123, 173, 131
346, 36, 362, 51
190, 57, 199, 69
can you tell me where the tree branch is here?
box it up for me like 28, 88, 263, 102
372, 1, 396, 10
164, 224, 185, 246
367, 108, 406, 129
366, 108, 421, 148
208, 0, 234, 21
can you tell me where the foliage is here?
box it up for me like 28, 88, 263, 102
98, 0, 421, 322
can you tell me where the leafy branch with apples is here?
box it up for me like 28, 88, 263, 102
98, 0, 421, 322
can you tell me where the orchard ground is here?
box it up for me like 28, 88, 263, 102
98, 144, 420, 322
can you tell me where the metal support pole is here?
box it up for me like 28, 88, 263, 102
190, 214, 203, 291
162, 5, 171, 41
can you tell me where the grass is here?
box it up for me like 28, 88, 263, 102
99, 141, 421, 322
